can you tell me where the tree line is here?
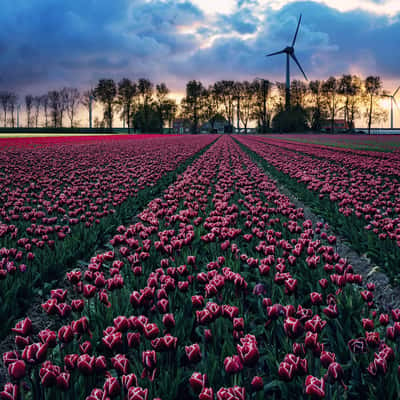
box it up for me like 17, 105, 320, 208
0, 75, 387, 133
181, 75, 386, 134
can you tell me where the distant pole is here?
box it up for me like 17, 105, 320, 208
89, 94, 93, 129
17, 105, 20, 128
285, 53, 290, 111
237, 96, 240, 133
391, 98, 394, 129
263, 80, 267, 133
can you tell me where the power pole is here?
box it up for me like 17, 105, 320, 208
89, 93, 93, 129
263, 80, 267, 133
236, 95, 240, 133
285, 53, 291, 111
17, 104, 20, 128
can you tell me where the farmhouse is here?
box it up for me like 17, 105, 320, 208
172, 118, 191, 134
321, 119, 350, 132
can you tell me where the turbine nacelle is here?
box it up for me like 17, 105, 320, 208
284, 46, 294, 55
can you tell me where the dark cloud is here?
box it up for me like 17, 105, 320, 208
0, 0, 203, 93
0, 0, 399, 95
170, 1, 400, 86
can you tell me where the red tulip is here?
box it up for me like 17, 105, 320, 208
39, 361, 60, 387
379, 314, 389, 326
199, 387, 214, 400
11, 317, 32, 336
122, 373, 138, 389
162, 313, 175, 329
127, 386, 149, 400
86, 388, 105, 400
103, 376, 121, 398
305, 375, 325, 397
2, 352, 19, 368
348, 338, 367, 354
185, 343, 201, 363
251, 376, 263, 391
217, 386, 245, 400
142, 350, 157, 370
112, 354, 130, 375
77, 354, 95, 375
224, 355, 243, 374
7, 360, 26, 380
71, 299, 85, 312
58, 325, 74, 343
56, 372, 71, 391
114, 316, 129, 332
0, 383, 18, 400
310, 292, 323, 305
14, 335, 30, 348
64, 354, 79, 370
284, 317, 303, 339
189, 372, 207, 394
278, 361, 294, 381
320, 351, 336, 368
95, 356, 107, 374
365, 331, 380, 347
22, 342, 48, 365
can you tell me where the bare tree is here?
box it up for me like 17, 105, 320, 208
9, 94, 18, 128
214, 80, 235, 126
41, 94, 49, 127
290, 80, 308, 109
117, 79, 137, 133
322, 77, 340, 133
32, 96, 41, 128
155, 83, 169, 133
364, 76, 383, 134
58, 88, 69, 128
202, 86, 221, 132
94, 79, 117, 129
81, 90, 95, 128
25, 95, 33, 128
239, 81, 256, 134
252, 79, 271, 132
181, 80, 204, 134
137, 78, 153, 132
48, 90, 61, 128
308, 80, 326, 131
0, 92, 12, 127
64, 88, 81, 127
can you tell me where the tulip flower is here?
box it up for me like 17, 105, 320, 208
0, 383, 18, 400
189, 372, 207, 394
185, 343, 202, 363
305, 375, 325, 397
7, 360, 26, 380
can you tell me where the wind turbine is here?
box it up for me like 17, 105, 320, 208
266, 14, 308, 111
382, 86, 399, 129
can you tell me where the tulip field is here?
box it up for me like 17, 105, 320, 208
1, 134, 400, 400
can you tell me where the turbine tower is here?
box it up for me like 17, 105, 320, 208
382, 86, 399, 129
266, 14, 308, 111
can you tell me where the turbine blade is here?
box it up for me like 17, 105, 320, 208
266, 50, 286, 57
291, 53, 308, 81
292, 14, 302, 47
393, 86, 400, 97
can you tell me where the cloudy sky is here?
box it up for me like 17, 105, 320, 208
1, 0, 400, 99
